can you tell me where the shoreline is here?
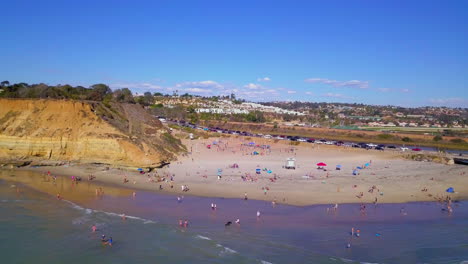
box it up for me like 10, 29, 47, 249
2, 137, 467, 206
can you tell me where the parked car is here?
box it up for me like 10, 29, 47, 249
400, 147, 409, 151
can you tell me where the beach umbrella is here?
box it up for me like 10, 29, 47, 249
317, 162, 327, 166
249, 142, 255, 145
365, 163, 370, 167
137, 168, 143, 171
336, 165, 342, 168
446, 187, 455, 193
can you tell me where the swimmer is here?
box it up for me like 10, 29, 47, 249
356, 229, 360, 237
179, 219, 183, 227
101, 235, 107, 243
132, 192, 136, 198
91, 225, 97, 233
184, 220, 188, 228
121, 214, 126, 221
107, 237, 113, 246
351, 227, 354, 236
256, 210, 261, 218
225, 221, 232, 226
235, 219, 240, 224
346, 243, 351, 248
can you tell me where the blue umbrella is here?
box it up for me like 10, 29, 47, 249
446, 187, 455, 193
137, 168, 143, 171
336, 165, 342, 168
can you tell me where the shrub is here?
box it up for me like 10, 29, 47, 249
433, 135, 443, 142
402, 137, 412, 142
450, 138, 465, 144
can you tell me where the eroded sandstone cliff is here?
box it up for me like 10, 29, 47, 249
0, 99, 184, 167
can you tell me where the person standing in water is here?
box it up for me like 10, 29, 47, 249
91, 225, 97, 233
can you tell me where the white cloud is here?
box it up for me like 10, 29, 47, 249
305, 91, 314, 95
305, 78, 369, 89
175, 80, 223, 90
287, 90, 297, 94
400, 88, 410, 93
244, 83, 262, 90
378, 88, 391, 92
184, 88, 212, 93
111, 82, 162, 90
322, 92, 345, 98
429, 97, 467, 107
257, 77, 271, 82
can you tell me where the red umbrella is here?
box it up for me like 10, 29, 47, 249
317, 162, 327, 166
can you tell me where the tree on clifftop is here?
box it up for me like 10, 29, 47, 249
1, 81, 9, 87
113, 88, 135, 103
88, 84, 111, 101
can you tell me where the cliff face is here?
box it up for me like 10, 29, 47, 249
0, 99, 184, 167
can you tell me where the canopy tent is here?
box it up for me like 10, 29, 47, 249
317, 162, 327, 166
446, 187, 455, 193
253, 151, 259, 155
256, 168, 261, 174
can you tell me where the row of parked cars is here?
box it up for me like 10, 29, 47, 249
165, 118, 421, 151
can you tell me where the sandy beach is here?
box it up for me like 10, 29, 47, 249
8, 137, 466, 206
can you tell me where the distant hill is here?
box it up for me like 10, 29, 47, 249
0, 99, 185, 168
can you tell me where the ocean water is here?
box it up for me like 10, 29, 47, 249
1, 177, 467, 264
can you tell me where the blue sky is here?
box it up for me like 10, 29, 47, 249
1, 0, 467, 107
